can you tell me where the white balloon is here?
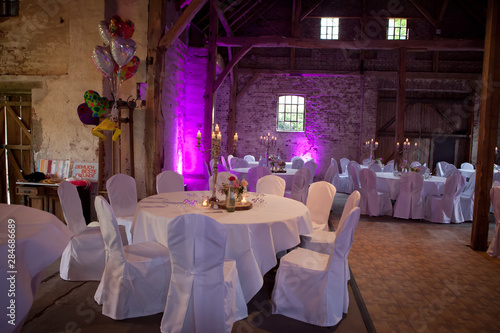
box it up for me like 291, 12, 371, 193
110, 36, 136, 68
98, 20, 111, 46
91, 46, 115, 78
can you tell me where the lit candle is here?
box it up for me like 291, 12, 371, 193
268, 132, 270, 137
202, 200, 208, 207
196, 131, 201, 139
212, 132, 216, 140
397, 142, 400, 148
375, 141, 378, 147
415, 142, 418, 147
217, 133, 222, 141
215, 124, 219, 133
241, 197, 247, 204
234, 133, 238, 142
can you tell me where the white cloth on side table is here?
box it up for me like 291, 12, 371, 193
58, 181, 128, 281
306, 181, 336, 231
93, 196, 171, 320
424, 174, 465, 223
156, 170, 184, 193
271, 207, 361, 327
359, 169, 393, 216
106, 173, 138, 244
160, 214, 247, 333
256, 174, 286, 196
487, 183, 500, 258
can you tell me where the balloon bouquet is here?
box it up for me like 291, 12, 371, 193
79, 15, 140, 141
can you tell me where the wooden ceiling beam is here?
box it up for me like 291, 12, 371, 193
457, 0, 486, 27
158, 0, 208, 49
438, 0, 451, 22
216, 36, 484, 51
409, 0, 439, 28
300, 0, 325, 21
213, 44, 252, 92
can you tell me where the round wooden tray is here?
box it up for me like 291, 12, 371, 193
216, 200, 253, 210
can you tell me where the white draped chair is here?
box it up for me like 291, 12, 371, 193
306, 181, 336, 231
271, 207, 361, 327
287, 167, 311, 204
94, 196, 171, 320
393, 172, 425, 219
327, 160, 350, 193
461, 162, 474, 170
291, 156, 305, 169
227, 155, 234, 169
460, 171, 476, 221
303, 160, 318, 184
58, 181, 128, 281
368, 163, 382, 173
436, 161, 449, 177
230, 157, 249, 169
424, 174, 465, 223
324, 164, 336, 184
209, 172, 238, 192
106, 173, 137, 244
256, 174, 286, 196
244, 155, 255, 162
487, 182, 500, 258
347, 161, 361, 193
160, 214, 247, 333
362, 158, 371, 166
258, 158, 267, 167
359, 169, 393, 216
300, 191, 360, 255
443, 164, 460, 178
156, 170, 184, 193
383, 160, 394, 172
221, 155, 229, 170
247, 166, 271, 192
203, 161, 211, 190
340, 158, 349, 175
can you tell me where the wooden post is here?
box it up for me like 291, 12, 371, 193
395, 47, 407, 167
227, 69, 238, 154
471, 0, 500, 251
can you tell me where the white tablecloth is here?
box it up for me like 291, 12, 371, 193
376, 172, 447, 200
247, 161, 292, 169
132, 191, 312, 302
0, 204, 72, 333
231, 168, 298, 191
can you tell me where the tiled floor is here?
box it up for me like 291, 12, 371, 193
333, 193, 500, 333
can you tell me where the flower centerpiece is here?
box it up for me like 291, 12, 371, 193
269, 154, 286, 172
219, 176, 248, 202
374, 157, 384, 166
410, 165, 422, 173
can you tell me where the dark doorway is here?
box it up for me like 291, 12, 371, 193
432, 137, 455, 170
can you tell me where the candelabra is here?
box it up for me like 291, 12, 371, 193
396, 138, 418, 170
197, 124, 238, 207
364, 138, 378, 163
260, 132, 277, 167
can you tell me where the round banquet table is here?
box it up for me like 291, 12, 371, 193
376, 172, 447, 200
0, 204, 73, 333
132, 191, 312, 302
230, 168, 298, 191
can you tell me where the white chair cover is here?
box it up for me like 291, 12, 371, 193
58, 181, 128, 281
424, 174, 466, 223
487, 183, 500, 257
410, 161, 421, 168
247, 166, 271, 192
160, 214, 247, 333
256, 174, 286, 196
291, 156, 304, 169
106, 173, 137, 244
383, 160, 394, 172
436, 161, 449, 177
347, 161, 361, 193
221, 155, 228, 170
306, 181, 336, 231
203, 161, 211, 190
217, 163, 227, 172
244, 155, 255, 162
93, 196, 171, 320
443, 164, 460, 178
324, 164, 335, 184
300, 191, 360, 255
340, 158, 349, 175
327, 161, 350, 193
209, 172, 238, 192
289, 167, 311, 204
156, 170, 184, 193
258, 158, 267, 167
227, 155, 234, 169
368, 163, 382, 173
303, 160, 318, 184
393, 172, 425, 219
460, 171, 476, 221
359, 169, 393, 216
231, 157, 249, 169
461, 162, 474, 170
271, 207, 361, 326
362, 158, 371, 166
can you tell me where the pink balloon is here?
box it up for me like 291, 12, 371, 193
91, 46, 115, 78
110, 36, 136, 68
98, 20, 111, 46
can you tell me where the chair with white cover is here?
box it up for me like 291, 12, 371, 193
460, 171, 476, 221
256, 174, 286, 196
291, 156, 304, 169
359, 169, 393, 216
300, 191, 361, 255
368, 163, 382, 173
221, 155, 229, 170
160, 214, 247, 333
325, 163, 349, 193
244, 155, 255, 162
93, 196, 171, 320
424, 174, 466, 223
362, 158, 371, 166
461, 162, 474, 170
106, 173, 137, 244
204, 161, 212, 189
442, 164, 460, 178
436, 161, 449, 177
156, 170, 184, 193
227, 155, 234, 169
258, 158, 267, 167
303, 160, 318, 184
231, 157, 249, 169
209, 172, 238, 192
287, 167, 311, 204
271, 207, 361, 326
340, 158, 349, 175
306, 181, 336, 231
247, 166, 271, 192
487, 182, 500, 258
58, 181, 128, 281
347, 161, 361, 193
393, 172, 425, 219
383, 160, 394, 172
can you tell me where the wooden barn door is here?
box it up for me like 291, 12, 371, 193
0, 94, 33, 204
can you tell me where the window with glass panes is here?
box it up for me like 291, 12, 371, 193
277, 95, 305, 132
320, 18, 340, 40
387, 18, 408, 40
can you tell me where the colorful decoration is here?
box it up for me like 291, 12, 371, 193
115, 56, 140, 82
84, 90, 109, 117
77, 103, 99, 125
109, 15, 135, 39
91, 118, 122, 141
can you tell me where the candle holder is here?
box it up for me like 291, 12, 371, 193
196, 124, 238, 208
364, 138, 378, 163
396, 138, 418, 171
260, 132, 277, 167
